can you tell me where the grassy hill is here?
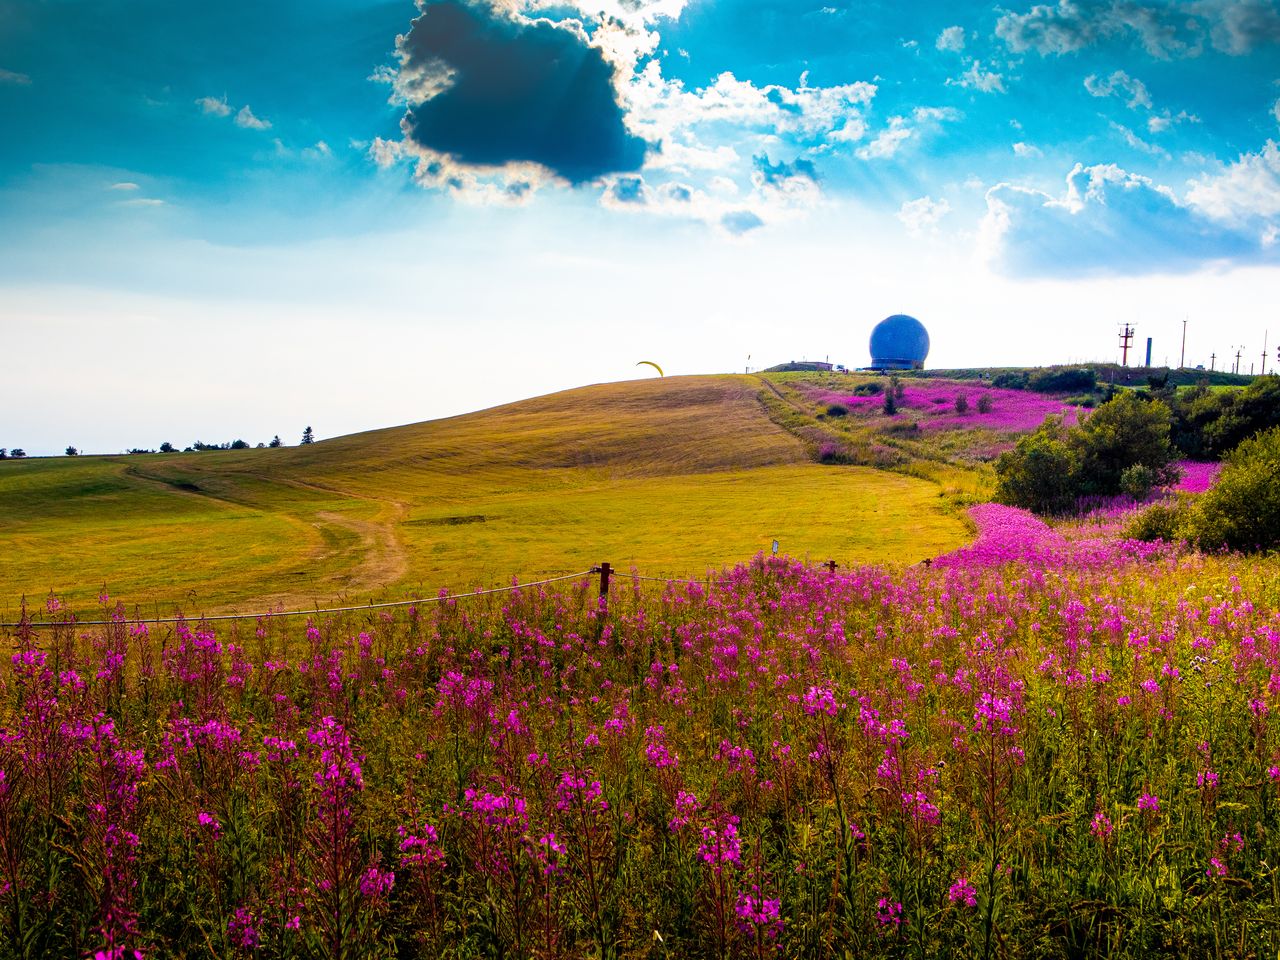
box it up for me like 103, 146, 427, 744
0, 375, 971, 618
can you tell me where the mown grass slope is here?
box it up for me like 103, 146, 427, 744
0, 375, 970, 616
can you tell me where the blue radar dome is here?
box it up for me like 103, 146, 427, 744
869, 314, 930, 370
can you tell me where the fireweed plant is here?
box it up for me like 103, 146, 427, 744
3, 517, 1280, 957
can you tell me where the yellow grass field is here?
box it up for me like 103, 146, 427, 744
0, 375, 971, 618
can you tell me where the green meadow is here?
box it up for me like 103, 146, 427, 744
0, 375, 972, 618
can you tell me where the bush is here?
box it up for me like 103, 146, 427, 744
65, 446, 78, 457
1181, 425, 1280, 552
954, 395, 969, 414
1126, 500, 1185, 542
826, 403, 848, 418
992, 371, 1027, 390
883, 391, 897, 416
852, 382, 883, 396
976, 393, 993, 414
1200, 377, 1280, 457
159, 442, 176, 453
1119, 464, 1159, 500
817, 441, 846, 463
879, 420, 920, 437
1028, 367, 1097, 393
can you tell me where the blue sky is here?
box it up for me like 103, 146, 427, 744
2, 0, 1279, 453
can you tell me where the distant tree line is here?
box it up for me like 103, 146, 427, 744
2, 430, 309, 458
991, 366, 1099, 394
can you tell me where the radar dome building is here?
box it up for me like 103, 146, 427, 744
869, 314, 930, 370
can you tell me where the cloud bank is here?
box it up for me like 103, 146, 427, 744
983, 156, 1279, 276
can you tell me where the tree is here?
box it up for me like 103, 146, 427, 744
0, 449, 6, 460
1070, 392, 1177, 495
10, 449, 26, 459
996, 393, 1181, 514
230, 439, 250, 450
994, 416, 1082, 514
65, 446, 79, 457
269, 435, 283, 448
159, 442, 176, 453
301, 426, 315, 445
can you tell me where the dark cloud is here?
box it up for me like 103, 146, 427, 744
721, 209, 764, 234
752, 154, 820, 185
996, 0, 1280, 57
995, 0, 1192, 58
986, 162, 1275, 276
398, 1, 648, 184
1205, 0, 1280, 53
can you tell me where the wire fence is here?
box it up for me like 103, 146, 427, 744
0, 570, 598, 631
0, 557, 845, 631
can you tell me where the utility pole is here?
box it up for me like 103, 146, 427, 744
1262, 332, 1269, 376
1234, 347, 1244, 375
1210, 352, 1216, 371
1180, 318, 1187, 369
1119, 324, 1135, 367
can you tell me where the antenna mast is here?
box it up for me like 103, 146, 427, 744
1119, 324, 1135, 367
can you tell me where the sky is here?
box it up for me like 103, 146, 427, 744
2, 0, 1279, 455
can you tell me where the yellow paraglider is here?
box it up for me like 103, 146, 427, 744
636, 361, 664, 377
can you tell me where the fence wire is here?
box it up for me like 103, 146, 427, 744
0, 570, 598, 630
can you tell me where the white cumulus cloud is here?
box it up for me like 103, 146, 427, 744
1084, 70, 1152, 109
898, 196, 952, 235
949, 60, 1006, 94
234, 105, 271, 130
1186, 140, 1280, 222
981, 159, 1279, 276
936, 25, 966, 51
196, 96, 232, 117
856, 107, 960, 160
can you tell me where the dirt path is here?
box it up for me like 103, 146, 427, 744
264, 474, 410, 585
124, 464, 412, 613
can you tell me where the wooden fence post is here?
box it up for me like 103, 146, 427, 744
825, 560, 837, 574
598, 562, 612, 610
